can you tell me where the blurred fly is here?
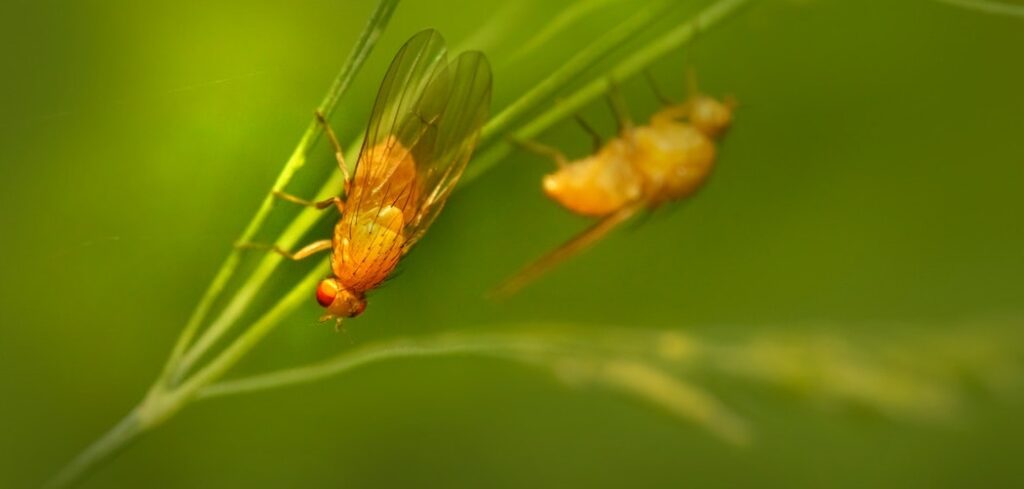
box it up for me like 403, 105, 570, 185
242, 29, 492, 326
495, 70, 734, 296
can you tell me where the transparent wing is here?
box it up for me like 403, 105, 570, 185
339, 29, 491, 291
346, 28, 491, 251
402, 50, 492, 249
346, 29, 449, 225
491, 202, 644, 298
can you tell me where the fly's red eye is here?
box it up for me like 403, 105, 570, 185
316, 280, 338, 307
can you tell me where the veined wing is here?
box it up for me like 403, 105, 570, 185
491, 202, 644, 298
346, 29, 447, 230
345, 28, 491, 253
401, 49, 491, 248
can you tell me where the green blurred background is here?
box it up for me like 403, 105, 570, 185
1, 0, 1022, 487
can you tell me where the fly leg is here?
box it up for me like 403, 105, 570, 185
315, 110, 353, 196
236, 239, 333, 261
272, 191, 344, 213
606, 78, 634, 137
644, 70, 675, 106
686, 67, 701, 101
651, 18, 701, 122
684, 15, 702, 99
509, 137, 568, 169
646, 70, 692, 125
573, 114, 604, 152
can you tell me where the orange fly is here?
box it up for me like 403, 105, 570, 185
242, 29, 491, 326
495, 71, 733, 296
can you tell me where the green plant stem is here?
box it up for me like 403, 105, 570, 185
158, 0, 397, 385
42, 410, 143, 489
45, 3, 398, 489
196, 320, 1024, 444
170, 162, 351, 382
174, 262, 325, 402
463, 0, 752, 185
507, 0, 624, 64
45, 262, 332, 489
196, 327, 754, 444
481, 0, 677, 139
198, 333, 553, 398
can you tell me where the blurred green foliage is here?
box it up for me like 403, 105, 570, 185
0, 0, 1022, 488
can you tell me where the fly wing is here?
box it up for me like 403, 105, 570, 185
347, 29, 449, 221
345, 29, 491, 252
401, 50, 492, 250
336, 29, 449, 292
490, 202, 644, 298
338, 29, 491, 292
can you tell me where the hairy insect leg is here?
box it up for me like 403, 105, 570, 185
273, 190, 344, 212
684, 16, 702, 99
686, 67, 701, 100
573, 114, 604, 152
318, 313, 347, 332
651, 69, 696, 124
236, 239, 333, 261
643, 70, 674, 106
491, 202, 644, 299
510, 137, 568, 168
606, 79, 634, 136
315, 110, 352, 195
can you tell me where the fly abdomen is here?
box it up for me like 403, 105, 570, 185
333, 205, 406, 292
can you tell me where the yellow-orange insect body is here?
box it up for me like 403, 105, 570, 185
632, 113, 717, 204
542, 137, 643, 217
497, 74, 734, 296
684, 93, 735, 138
544, 90, 732, 214
242, 30, 492, 326
319, 138, 417, 318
